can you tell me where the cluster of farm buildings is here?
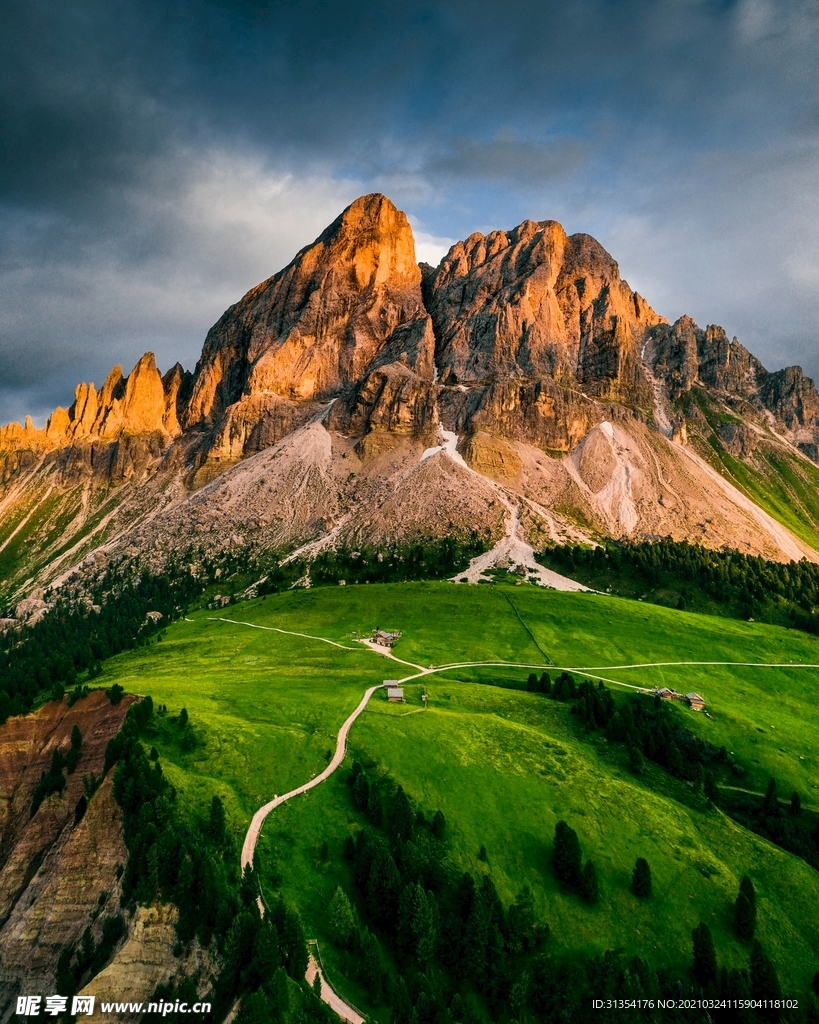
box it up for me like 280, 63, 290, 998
654, 687, 706, 711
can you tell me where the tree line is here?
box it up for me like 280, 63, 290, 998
539, 539, 819, 633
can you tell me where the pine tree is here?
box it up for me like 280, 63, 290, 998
704, 771, 720, 807
632, 857, 651, 898
735, 892, 755, 942
367, 783, 383, 825
353, 771, 370, 812
791, 791, 802, 817
763, 777, 779, 817
581, 859, 599, 903
269, 966, 289, 1018
553, 821, 582, 889
366, 845, 401, 923
527, 673, 537, 691
507, 885, 535, 954
392, 785, 413, 842
279, 903, 308, 978
431, 809, 446, 840
629, 746, 644, 775
449, 994, 465, 1023
329, 886, 355, 944
691, 921, 718, 989
539, 672, 551, 694
208, 795, 226, 844
391, 976, 412, 1024
750, 940, 782, 1014
740, 875, 756, 912
666, 740, 684, 778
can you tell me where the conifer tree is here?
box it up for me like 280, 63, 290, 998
581, 859, 599, 903
791, 791, 802, 817
391, 785, 413, 842
539, 672, 551, 694
353, 771, 370, 813
704, 771, 720, 807
367, 783, 383, 825
734, 876, 757, 945
270, 966, 289, 1017
329, 886, 355, 944
391, 976, 412, 1024
666, 740, 684, 778
553, 820, 582, 889
750, 940, 782, 1011
507, 885, 535, 953
691, 922, 718, 989
735, 892, 755, 942
431, 809, 446, 840
208, 795, 226, 844
632, 857, 651, 898
763, 777, 779, 817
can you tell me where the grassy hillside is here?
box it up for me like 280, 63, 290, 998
99, 582, 819, 1012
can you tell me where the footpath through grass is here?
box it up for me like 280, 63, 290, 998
100, 582, 819, 1004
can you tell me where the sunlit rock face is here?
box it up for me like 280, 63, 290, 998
4, 192, 819, 601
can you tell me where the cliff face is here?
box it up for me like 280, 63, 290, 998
0, 692, 132, 1015
3, 192, 819, 601
646, 316, 819, 444
424, 220, 662, 405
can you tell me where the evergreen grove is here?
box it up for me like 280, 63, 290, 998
539, 539, 819, 633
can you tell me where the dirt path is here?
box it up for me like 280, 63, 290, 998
306, 950, 364, 1024
240, 681, 385, 873
719, 785, 819, 812
355, 636, 426, 670
210, 616, 360, 650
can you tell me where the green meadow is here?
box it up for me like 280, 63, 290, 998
100, 582, 819, 1008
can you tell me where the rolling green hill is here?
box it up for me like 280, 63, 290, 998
100, 582, 819, 1015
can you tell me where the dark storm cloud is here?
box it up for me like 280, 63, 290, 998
2, 0, 819, 423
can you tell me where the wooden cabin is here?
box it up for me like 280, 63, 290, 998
387, 687, 405, 703
373, 630, 401, 648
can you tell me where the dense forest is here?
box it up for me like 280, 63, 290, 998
538, 540, 819, 633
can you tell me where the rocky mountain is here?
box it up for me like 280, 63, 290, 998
3, 193, 819, 608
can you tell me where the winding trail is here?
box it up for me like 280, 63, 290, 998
240, 681, 385, 873
223, 612, 819, 1022
210, 616, 359, 651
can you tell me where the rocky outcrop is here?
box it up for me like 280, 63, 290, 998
439, 377, 602, 452
0, 353, 180, 461
80, 905, 215, 1024
0, 692, 134, 1013
182, 194, 431, 430
423, 219, 663, 404
646, 316, 819, 442
757, 366, 819, 436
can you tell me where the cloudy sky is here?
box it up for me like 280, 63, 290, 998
2, 0, 819, 424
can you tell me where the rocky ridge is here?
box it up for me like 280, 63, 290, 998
3, 194, 819, 605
